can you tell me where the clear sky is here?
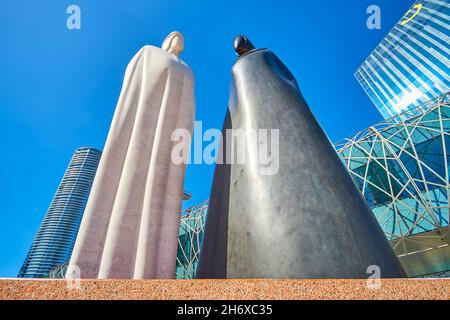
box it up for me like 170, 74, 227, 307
0, 0, 413, 277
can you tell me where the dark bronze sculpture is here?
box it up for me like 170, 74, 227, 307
196, 36, 405, 279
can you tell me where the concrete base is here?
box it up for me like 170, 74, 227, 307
0, 279, 447, 300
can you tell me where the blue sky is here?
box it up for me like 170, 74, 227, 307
0, 0, 413, 277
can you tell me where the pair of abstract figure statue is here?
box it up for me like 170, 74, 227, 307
67, 32, 405, 280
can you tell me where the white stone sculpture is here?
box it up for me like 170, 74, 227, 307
67, 31, 195, 279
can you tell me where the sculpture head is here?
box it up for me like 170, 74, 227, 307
162, 31, 184, 57
233, 35, 256, 57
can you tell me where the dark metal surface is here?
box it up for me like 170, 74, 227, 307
197, 45, 406, 278
233, 35, 256, 57
195, 111, 232, 278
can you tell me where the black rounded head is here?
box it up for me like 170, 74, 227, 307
233, 35, 256, 57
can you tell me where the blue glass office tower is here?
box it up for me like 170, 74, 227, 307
18, 147, 102, 278
355, 0, 450, 120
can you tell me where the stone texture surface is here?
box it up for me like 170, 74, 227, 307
0, 279, 448, 300
68, 34, 195, 279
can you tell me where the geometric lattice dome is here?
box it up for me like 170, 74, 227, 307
175, 200, 208, 279
336, 92, 449, 276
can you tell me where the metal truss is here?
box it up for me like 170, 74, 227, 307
46, 93, 450, 279
335, 92, 449, 257
175, 200, 209, 279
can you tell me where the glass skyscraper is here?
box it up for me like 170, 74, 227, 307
18, 147, 102, 278
355, 0, 450, 120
